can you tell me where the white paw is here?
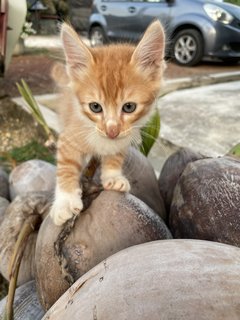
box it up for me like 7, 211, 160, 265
102, 175, 130, 192
50, 188, 83, 226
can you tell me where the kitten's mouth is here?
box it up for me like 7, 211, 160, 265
104, 134, 127, 141
97, 129, 128, 140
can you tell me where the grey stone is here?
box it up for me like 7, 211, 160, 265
0, 281, 44, 320
0, 168, 9, 199
9, 160, 56, 200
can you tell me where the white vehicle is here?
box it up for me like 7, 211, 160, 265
0, 0, 26, 75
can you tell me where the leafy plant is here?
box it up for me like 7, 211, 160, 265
0, 141, 55, 172
228, 143, 240, 157
140, 110, 160, 157
224, 0, 240, 6
16, 80, 51, 137
16, 79, 56, 150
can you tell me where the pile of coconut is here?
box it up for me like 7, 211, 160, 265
0, 147, 239, 320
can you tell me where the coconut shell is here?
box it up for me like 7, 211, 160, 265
42, 240, 240, 320
0, 197, 9, 225
93, 147, 166, 221
0, 168, 9, 199
0, 281, 44, 320
158, 148, 205, 214
35, 191, 171, 310
169, 156, 240, 246
123, 148, 166, 220
0, 192, 51, 285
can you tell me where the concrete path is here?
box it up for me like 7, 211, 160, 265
159, 80, 240, 157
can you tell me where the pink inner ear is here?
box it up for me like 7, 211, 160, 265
132, 21, 165, 70
61, 24, 93, 73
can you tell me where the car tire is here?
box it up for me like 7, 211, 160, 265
172, 29, 203, 66
89, 26, 106, 47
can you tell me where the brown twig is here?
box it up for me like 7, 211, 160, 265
4, 214, 41, 320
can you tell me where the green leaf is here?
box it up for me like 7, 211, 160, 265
140, 110, 160, 157
16, 79, 51, 137
228, 143, 240, 157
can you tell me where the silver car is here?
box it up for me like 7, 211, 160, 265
89, 0, 240, 66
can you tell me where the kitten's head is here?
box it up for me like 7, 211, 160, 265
60, 21, 165, 153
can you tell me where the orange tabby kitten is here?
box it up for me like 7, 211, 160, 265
50, 21, 165, 225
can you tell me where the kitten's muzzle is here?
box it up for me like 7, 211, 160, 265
106, 125, 120, 139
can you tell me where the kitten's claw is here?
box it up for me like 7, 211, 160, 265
50, 188, 83, 226
102, 175, 130, 192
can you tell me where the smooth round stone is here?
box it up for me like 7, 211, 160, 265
9, 160, 56, 200
0, 281, 44, 320
36, 191, 172, 310
0, 197, 9, 225
0, 168, 9, 199
169, 156, 240, 246
42, 240, 240, 320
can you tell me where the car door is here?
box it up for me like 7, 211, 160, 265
129, 0, 173, 40
99, 0, 172, 41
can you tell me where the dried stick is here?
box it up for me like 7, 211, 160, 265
4, 214, 41, 320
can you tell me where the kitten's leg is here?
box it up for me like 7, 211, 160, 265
50, 135, 84, 225
101, 153, 130, 192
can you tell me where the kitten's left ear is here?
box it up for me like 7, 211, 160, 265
131, 20, 165, 75
61, 23, 93, 78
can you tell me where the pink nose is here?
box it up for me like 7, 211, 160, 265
106, 126, 120, 139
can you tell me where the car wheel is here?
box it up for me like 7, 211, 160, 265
172, 29, 203, 66
89, 26, 106, 47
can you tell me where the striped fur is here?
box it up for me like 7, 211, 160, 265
50, 21, 165, 225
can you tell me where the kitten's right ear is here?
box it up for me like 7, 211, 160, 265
61, 23, 93, 78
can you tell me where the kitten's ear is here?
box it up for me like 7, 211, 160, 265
61, 23, 93, 78
131, 20, 165, 76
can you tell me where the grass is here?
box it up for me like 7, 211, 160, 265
229, 143, 240, 157
0, 140, 55, 172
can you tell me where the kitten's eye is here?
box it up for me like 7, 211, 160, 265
89, 102, 102, 113
122, 102, 137, 113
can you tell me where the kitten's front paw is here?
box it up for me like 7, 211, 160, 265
102, 175, 130, 192
50, 189, 83, 226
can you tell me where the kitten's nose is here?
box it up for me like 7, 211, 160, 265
106, 124, 120, 139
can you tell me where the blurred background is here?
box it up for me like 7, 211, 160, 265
1, 0, 240, 97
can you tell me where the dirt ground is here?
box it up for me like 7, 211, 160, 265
2, 52, 240, 97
